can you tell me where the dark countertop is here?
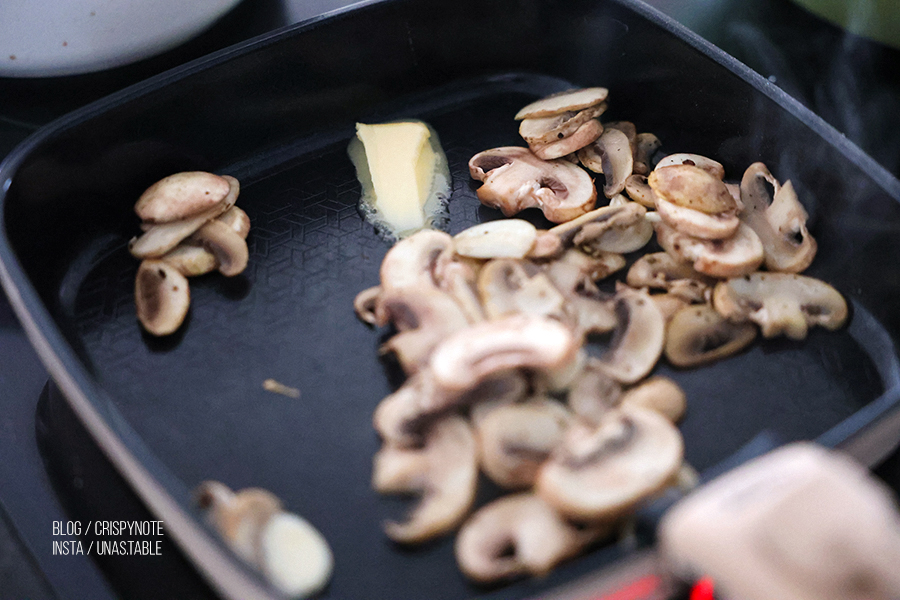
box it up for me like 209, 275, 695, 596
0, 0, 898, 598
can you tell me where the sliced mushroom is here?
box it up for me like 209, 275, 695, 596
189, 219, 249, 277
626, 252, 715, 303
566, 357, 623, 424
379, 229, 452, 290
514, 87, 609, 120
578, 128, 634, 198
545, 247, 625, 296
160, 243, 218, 277
476, 398, 573, 489
623, 174, 657, 208
655, 154, 725, 179
655, 193, 740, 240
573, 203, 653, 254
649, 164, 737, 214
665, 304, 757, 367
432, 255, 485, 324
429, 314, 580, 396
135, 259, 190, 336
712, 272, 848, 340
527, 230, 566, 260
532, 119, 604, 161
651, 293, 693, 322
195, 482, 282, 565
217, 205, 251, 240
548, 203, 644, 249
619, 376, 687, 423
469, 372, 531, 426
453, 219, 537, 259
353, 285, 382, 326
519, 103, 607, 145
655, 221, 764, 279
469, 147, 597, 223
633, 133, 662, 176
455, 493, 607, 584
372, 416, 478, 544
134, 171, 232, 224
536, 406, 684, 521
477, 259, 567, 321
596, 287, 665, 384
128, 198, 235, 259
740, 162, 817, 273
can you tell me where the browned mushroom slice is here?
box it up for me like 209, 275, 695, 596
536, 406, 684, 521
189, 219, 249, 277
633, 133, 662, 176
623, 174, 657, 208
649, 164, 737, 214
604, 121, 637, 145
469, 147, 597, 223
217, 205, 251, 239
128, 196, 236, 259
566, 357, 623, 424
475, 397, 573, 489
655, 154, 725, 179
160, 243, 218, 277
548, 203, 643, 248
134, 171, 232, 224
655, 221, 764, 279
455, 493, 608, 584
379, 229, 452, 290
665, 304, 757, 367
430, 314, 580, 397
712, 272, 848, 340
514, 87, 610, 120
596, 287, 665, 384
740, 162, 817, 273
372, 416, 478, 544
626, 252, 715, 303
377, 286, 471, 375
532, 119, 604, 161
453, 219, 537, 259
134, 259, 190, 336
518, 102, 607, 145
477, 259, 567, 321
353, 285, 381, 326
578, 128, 634, 198
655, 193, 740, 240
619, 376, 687, 423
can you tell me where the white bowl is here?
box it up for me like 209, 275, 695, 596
0, 0, 243, 77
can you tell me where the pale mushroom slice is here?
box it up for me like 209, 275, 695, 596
655, 221, 764, 279
431, 252, 485, 324
712, 272, 848, 340
740, 162, 817, 273
655, 153, 726, 179
469, 147, 597, 223
372, 416, 478, 544
633, 133, 662, 176
619, 376, 687, 423
514, 87, 610, 120
547, 202, 645, 249
626, 252, 715, 304
379, 229, 452, 290
134, 171, 232, 224
596, 287, 666, 384
577, 128, 634, 198
429, 314, 581, 396
573, 203, 653, 255
189, 219, 249, 277
135, 259, 190, 336
475, 397, 573, 489
128, 195, 236, 259
566, 357, 623, 424
649, 164, 737, 214
536, 406, 684, 522
651, 293, 693, 322
476, 259, 567, 321
376, 286, 471, 375
217, 205, 251, 240
518, 102, 607, 145
160, 243, 218, 277
455, 493, 608, 584
623, 174, 657, 208
655, 193, 740, 240
353, 285, 382, 326
453, 219, 537, 259
665, 304, 757, 367
544, 248, 625, 297
532, 119, 604, 161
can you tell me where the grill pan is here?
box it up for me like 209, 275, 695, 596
2, 0, 900, 599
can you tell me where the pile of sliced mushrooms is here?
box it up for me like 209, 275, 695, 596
354, 87, 849, 584
128, 171, 251, 335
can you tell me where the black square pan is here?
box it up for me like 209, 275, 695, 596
2, 0, 900, 599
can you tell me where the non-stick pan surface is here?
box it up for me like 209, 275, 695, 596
2, 0, 900, 599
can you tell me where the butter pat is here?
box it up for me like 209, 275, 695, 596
349, 120, 450, 238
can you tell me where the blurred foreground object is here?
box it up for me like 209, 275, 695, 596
660, 442, 900, 600
791, 0, 900, 49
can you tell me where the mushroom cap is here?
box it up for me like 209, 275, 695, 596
134, 259, 191, 336
128, 197, 236, 260
453, 219, 538, 259
624, 174, 657, 208
160, 242, 218, 277
475, 397, 573, 489
518, 102, 607, 145
579, 128, 634, 198
712, 272, 848, 340
477, 259, 567, 321
468, 147, 597, 224
514, 87, 609, 120
531, 119, 604, 161
372, 416, 479, 544
655, 154, 725, 179
655, 193, 740, 240
536, 406, 684, 521
665, 304, 757, 367
353, 285, 382, 326
189, 218, 249, 277
655, 221, 765, 279
379, 229, 452, 290
135, 171, 232, 224
633, 133, 662, 176
619, 376, 687, 423
455, 493, 606, 584
429, 314, 580, 395
217, 205, 251, 240
649, 164, 737, 214
596, 287, 666, 384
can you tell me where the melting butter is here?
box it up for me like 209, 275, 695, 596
349, 120, 451, 239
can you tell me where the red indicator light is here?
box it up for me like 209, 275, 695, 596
689, 576, 715, 600
591, 574, 662, 600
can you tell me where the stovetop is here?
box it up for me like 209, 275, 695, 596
0, 0, 898, 598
